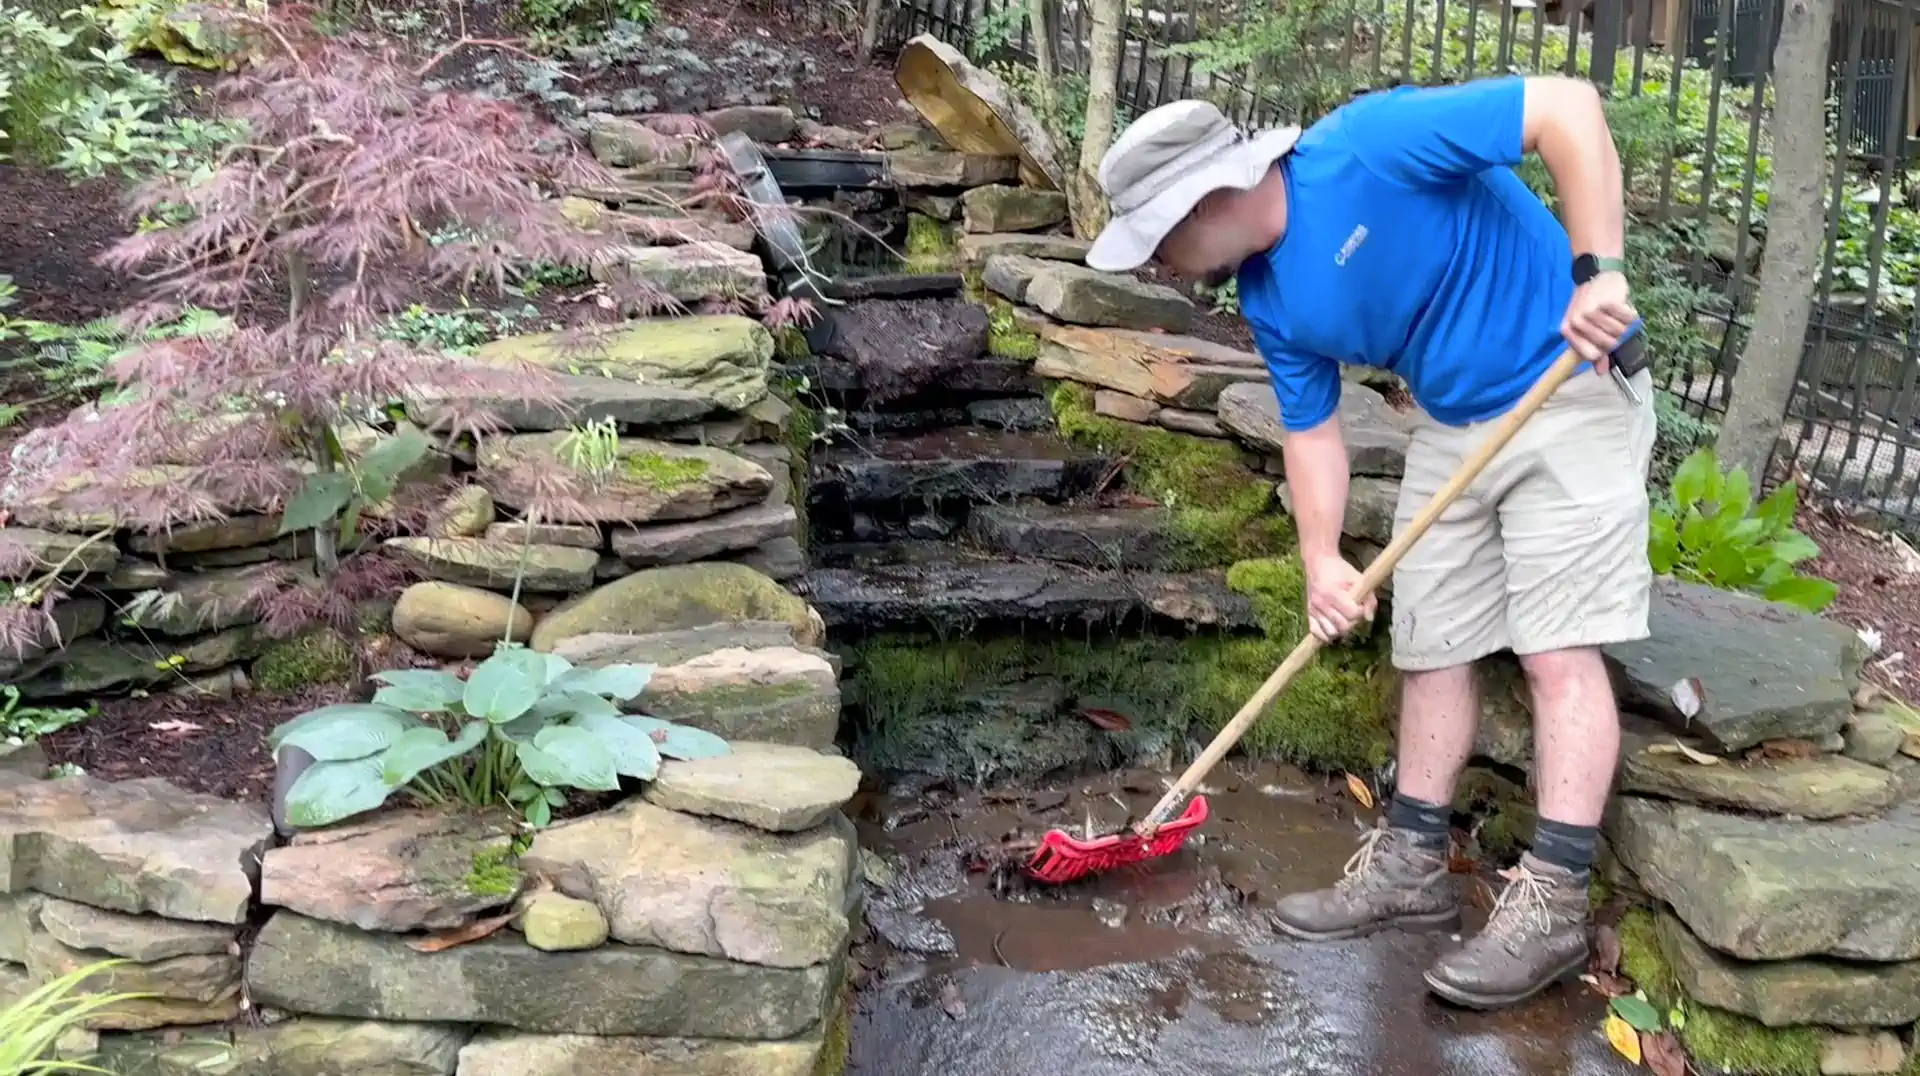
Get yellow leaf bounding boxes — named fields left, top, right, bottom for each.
left=1605, top=1014, right=1643, bottom=1065
left=1344, top=773, right=1375, bottom=810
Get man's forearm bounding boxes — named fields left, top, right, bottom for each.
left=1280, top=422, right=1350, bottom=564
left=1522, top=77, right=1625, bottom=261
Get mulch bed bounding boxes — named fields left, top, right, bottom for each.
left=38, top=684, right=353, bottom=802
left=1799, top=504, right=1920, bottom=698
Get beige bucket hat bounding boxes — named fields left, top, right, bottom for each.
left=1086, top=99, right=1301, bottom=272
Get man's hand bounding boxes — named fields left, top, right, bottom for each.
left=1304, top=554, right=1377, bottom=643
left=1561, top=272, right=1637, bottom=373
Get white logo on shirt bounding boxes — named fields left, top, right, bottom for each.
left=1335, top=224, right=1369, bottom=266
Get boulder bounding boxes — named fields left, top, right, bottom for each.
left=962, top=184, right=1068, bottom=233
left=638, top=647, right=842, bottom=750
left=483, top=522, right=603, bottom=549
left=260, top=809, right=521, bottom=932
left=528, top=563, right=824, bottom=653
left=522, top=799, right=854, bottom=967
left=1844, top=709, right=1909, bottom=765
left=234, top=1017, right=474, bottom=1076
left=980, top=253, right=1055, bottom=304
left=0, top=527, right=119, bottom=577
left=1216, top=381, right=1411, bottom=476
left=1601, top=577, right=1866, bottom=751
left=1281, top=477, right=1399, bottom=544
left=1020, top=265, right=1193, bottom=333
left=385, top=538, right=597, bottom=593
left=478, top=434, right=772, bottom=526
left=36, top=897, right=236, bottom=963
left=24, top=929, right=241, bottom=1029
left=958, top=232, right=1091, bottom=266
left=642, top=742, right=861, bottom=832
left=0, top=775, right=271, bottom=923
left=455, top=1027, right=824, bottom=1076
left=245, top=912, right=831, bottom=1038
left=592, top=242, right=768, bottom=305
left=468, top=317, right=772, bottom=414
left=392, top=582, right=534, bottom=659
left=610, top=503, right=798, bottom=568
left=1609, top=798, right=1920, bottom=961
left=518, top=892, right=609, bottom=952
left=1656, top=911, right=1920, bottom=1028
left=893, top=34, right=1065, bottom=189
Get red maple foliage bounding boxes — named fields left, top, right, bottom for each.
left=0, top=6, right=794, bottom=656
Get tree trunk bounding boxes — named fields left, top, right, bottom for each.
left=1070, top=0, right=1126, bottom=239
left=1027, top=0, right=1060, bottom=120
left=859, top=0, right=887, bottom=61
left=1718, top=0, right=1834, bottom=480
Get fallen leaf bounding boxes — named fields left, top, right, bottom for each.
left=1592, top=923, right=1622, bottom=977
left=1583, top=969, right=1633, bottom=997
left=1343, top=772, right=1375, bottom=810
left=1605, top=1014, right=1643, bottom=1064
left=405, top=911, right=516, bottom=953
left=1079, top=708, right=1133, bottom=732
left=1611, top=993, right=1664, bottom=1032
left=1643, top=739, right=1721, bottom=766
left=1642, top=1030, right=1687, bottom=1076
left=939, top=980, right=967, bottom=1020
left=1750, top=738, right=1822, bottom=762
left=148, top=720, right=204, bottom=734
left=1466, top=877, right=1497, bottom=911
left=1668, top=677, right=1704, bottom=722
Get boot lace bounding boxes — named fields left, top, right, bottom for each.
left=1484, top=863, right=1557, bottom=945
left=1334, top=827, right=1391, bottom=894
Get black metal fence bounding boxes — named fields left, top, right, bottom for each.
left=774, top=0, right=1920, bottom=531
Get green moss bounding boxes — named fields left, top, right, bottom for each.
left=904, top=212, right=957, bottom=274
left=464, top=846, right=522, bottom=898
left=1049, top=381, right=1294, bottom=568
left=621, top=450, right=710, bottom=490
left=775, top=376, right=815, bottom=546
left=1616, top=909, right=1822, bottom=1076
left=1451, top=767, right=1535, bottom=864
left=812, top=987, right=854, bottom=1076
left=252, top=628, right=355, bottom=693
left=772, top=326, right=811, bottom=362
left=986, top=298, right=1041, bottom=360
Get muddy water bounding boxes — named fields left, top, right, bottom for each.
left=847, top=761, right=1635, bottom=1076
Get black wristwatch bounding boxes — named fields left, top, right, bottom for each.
left=1572, top=253, right=1629, bottom=285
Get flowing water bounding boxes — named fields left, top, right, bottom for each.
left=845, top=761, right=1637, bottom=1076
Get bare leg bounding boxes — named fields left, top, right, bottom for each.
left=1394, top=664, right=1480, bottom=806
left=1518, top=647, right=1619, bottom=828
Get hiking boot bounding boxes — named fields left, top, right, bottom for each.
left=1271, top=824, right=1460, bottom=941
left=1423, top=854, right=1591, bottom=1010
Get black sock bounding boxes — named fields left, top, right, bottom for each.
left=1386, top=791, right=1451, bottom=849
left=1530, top=817, right=1599, bottom=877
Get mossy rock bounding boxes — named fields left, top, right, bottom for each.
left=530, top=562, right=825, bottom=653
left=252, top=628, right=357, bottom=693
left=1616, top=908, right=1822, bottom=1076
left=985, top=297, right=1040, bottom=360
left=1049, top=381, right=1294, bottom=569
left=904, top=212, right=957, bottom=274
left=813, top=986, right=854, bottom=1076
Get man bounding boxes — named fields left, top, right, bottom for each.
left=1085, top=75, right=1654, bottom=1011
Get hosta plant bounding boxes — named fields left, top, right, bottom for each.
left=270, top=643, right=731, bottom=829
left=1648, top=447, right=1839, bottom=614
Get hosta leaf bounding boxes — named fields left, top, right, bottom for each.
left=551, top=663, right=656, bottom=701
left=516, top=726, right=619, bottom=791
left=285, top=758, right=394, bottom=828
left=270, top=705, right=417, bottom=761
left=575, top=711, right=661, bottom=780
left=381, top=721, right=489, bottom=787
left=524, top=795, right=552, bottom=828
left=624, top=715, right=731, bottom=760
left=465, top=649, right=544, bottom=724
left=526, top=690, right=623, bottom=723
left=540, top=652, right=574, bottom=684
left=370, top=669, right=466, bottom=713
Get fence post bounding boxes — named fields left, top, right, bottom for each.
left=1591, top=0, right=1626, bottom=87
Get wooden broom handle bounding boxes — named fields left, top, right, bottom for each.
left=1137, top=349, right=1588, bottom=835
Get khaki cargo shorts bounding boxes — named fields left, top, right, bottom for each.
left=1388, top=368, right=1657, bottom=672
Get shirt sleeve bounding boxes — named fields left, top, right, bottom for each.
left=1349, top=76, right=1527, bottom=188
left=1248, top=317, right=1342, bottom=434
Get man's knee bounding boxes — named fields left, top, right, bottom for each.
left=1516, top=646, right=1612, bottom=696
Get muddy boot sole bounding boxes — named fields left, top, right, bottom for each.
left=1420, top=951, right=1589, bottom=1011
left=1272, top=906, right=1461, bottom=943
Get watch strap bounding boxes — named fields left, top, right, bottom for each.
left=1573, top=253, right=1629, bottom=284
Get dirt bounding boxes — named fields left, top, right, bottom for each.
left=1799, top=503, right=1920, bottom=697
left=847, top=761, right=1632, bottom=1076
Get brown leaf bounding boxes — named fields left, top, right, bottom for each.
left=1583, top=969, right=1633, bottom=998
left=1642, top=1030, right=1688, bottom=1076
left=1750, top=738, right=1822, bottom=761
left=148, top=720, right=204, bottom=734
left=1079, top=708, right=1133, bottom=732
left=1343, top=772, right=1375, bottom=810
left=1466, top=877, right=1497, bottom=911
left=405, top=911, right=516, bottom=953
left=939, top=980, right=967, bottom=1020
left=1592, top=923, right=1622, bottom=977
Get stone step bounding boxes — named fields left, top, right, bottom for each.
left=801, top=354, right=1040, bottom=402
left=794, top=549, right=1257, bottom=631
left=962, top=502, right=1186, bottom=570
left=808, top=429, right=1114, bottom=507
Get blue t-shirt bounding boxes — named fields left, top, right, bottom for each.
left=1238, top=75, right=1586, bottom=432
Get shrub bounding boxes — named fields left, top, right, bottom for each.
left=1649, top=447, right=1838, bottom=613
left=271, top=643, right=731, bottom=829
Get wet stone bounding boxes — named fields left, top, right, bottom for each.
left=260, top=809, right=521, bottom=931
left=1602, top=577, right=1867, bottom=751
left=36, top=897, right=236, bottom=963
left=246, top=912, right=833, bottom=1038
left=636, top=647, right=842, bottom=751
left=963, top=503, right=1185, bottom=570
left=967, top=397, right=1053, bottom=431
left=610, top=503, right=798, bottom=568
left=727, top=536, right=806, bottom=581
left=822, top=298, right=991, bottom=405
left=1021, top=264, right=1193, bottom=333
left=455, top=1027, right=825, bottom=1076
left=809, top=429, right=1112, bottom=507
left=643, top=742, right=861, bottom=832
left=1620, top=737, right=1898, bottom=818
left=1655, top=911, right=1920, bottom=1028
left=234, top=1017, right=474, bottom=1076
left=810, top=354, right=1038, bottom=399
left=1216, top=381, right=1411, bottom=477
left=1609, top=798, right=1920, bottom=961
